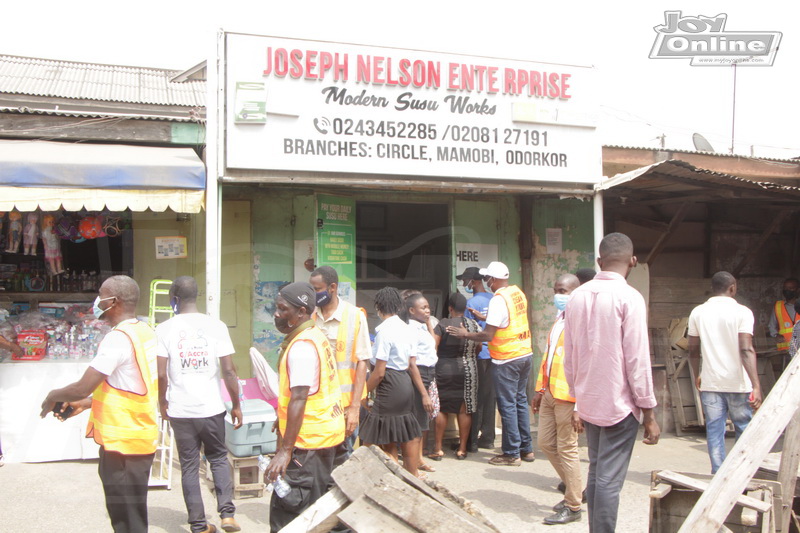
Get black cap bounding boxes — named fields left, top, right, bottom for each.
left=456, top=267, right=482, bottom=281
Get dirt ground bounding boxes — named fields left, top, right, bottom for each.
left=0, top=428, right=727, bottom=532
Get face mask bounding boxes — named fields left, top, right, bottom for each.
left=315, top=289, right=332, bottom=307
left=93, top=296, right=115, bottom=319
left=274, top=316, right=291, bottom=332
left=170, top=297, right=179, bottom=315
left=784, top=290, right=797, bottom=300
left=464, top=281, right=474, bottom=294
left=484, top=278, right=494, bottom=293
left=554, top=294, right=569, bottom=312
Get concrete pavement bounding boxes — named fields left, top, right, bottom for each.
left=0, top=431, right=719, bottom=532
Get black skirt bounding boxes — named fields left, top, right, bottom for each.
left=436, top=358, right=466, bottom=414
left=412, top=364, right=436, bottom=432
left=359, top=368, right=422, bottom=445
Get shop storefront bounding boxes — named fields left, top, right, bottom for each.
left=208, top=33, right=603, bottom=369
left=0, top=138, right=206, bottom=463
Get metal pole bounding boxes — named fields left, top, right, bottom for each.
left=204, top=30, right=224, bottom=318
left=593, top=190, right=604, bottom=268
left=730, top=63, right=737, bottom=154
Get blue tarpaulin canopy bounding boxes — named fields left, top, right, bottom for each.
left=0, top=139, right=206, bottom=212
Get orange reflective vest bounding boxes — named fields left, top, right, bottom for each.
left=535, top=318, right=575, bottom=402
left=488, top=285, right=532, bottom=360
left=278, top=325, right=345, bottom=449
left=775, top=301, right=799, bottom=351
left=323, top=303, right=367, bottom=408
left=86, top=320, right=159, bottom=455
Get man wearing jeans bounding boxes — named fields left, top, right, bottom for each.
left=564, top=233, right=660, bottom=533
left=688, top=271, right=762, bottom=474
left=447, top=261, right=534, bottom=466
left=157, top=277, right=243, bottom=533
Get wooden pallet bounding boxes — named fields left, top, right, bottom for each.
left=649, top=470, right=779, bottom=533
left=280, top=445, right=499, bottom=533
left=658, top=321, right=705, bottom=436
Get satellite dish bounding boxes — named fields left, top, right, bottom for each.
left=692, top=133, right=716, bottom=153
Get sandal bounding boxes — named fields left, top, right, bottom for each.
left=418, top=462, right=436, bottom=473
left=427, top=451, right=444, bottom=461
left=456, top=451, right=467, bottom=460
left=416, top=472, right=429, bottom=481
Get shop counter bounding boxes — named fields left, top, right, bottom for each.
left=0, top=359, right=99, bottom=463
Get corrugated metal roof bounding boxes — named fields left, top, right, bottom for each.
left=604, top=144, right=800, bottom=164
left=0, top=55, right=205, bottom=107
left=598, top=159, right=800, bottom=201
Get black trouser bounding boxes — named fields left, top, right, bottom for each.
left=468, top=358, right=496, bottom=448
left=98, top=446, right=155, bottom=533
left=269, top=443, right=348, bottom=533
left=584, top=413, right=640, bottom=533
left=171, top=412, right=235, bottom=533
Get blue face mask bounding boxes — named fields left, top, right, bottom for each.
left=93, top=296, right=115, bottom=319
left=464, top=281, right=474, bottom=294
left=315, top=289, right=332, bottom=307
left=170, top=297, right=179, bottom=315
left=553, top=294, right=569, bottom=312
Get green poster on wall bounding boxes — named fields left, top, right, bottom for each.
left=316, top=194, right=356, bottom=292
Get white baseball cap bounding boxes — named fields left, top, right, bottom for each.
left=479, top=261, right=509, bottom=280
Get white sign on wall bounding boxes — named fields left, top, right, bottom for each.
left=455, top=243, right=498, bottom=297
left=223, top=33, right=601, bottom=183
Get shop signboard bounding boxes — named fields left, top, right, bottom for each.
left=223, top=33, right=601, bottom=184
left=316, top=194, right=356, bottom=303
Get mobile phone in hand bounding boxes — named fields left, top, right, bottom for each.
left=53, top=402, right=74, bottom=420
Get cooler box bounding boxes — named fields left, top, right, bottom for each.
left=224, top=399, right=277, bottom=457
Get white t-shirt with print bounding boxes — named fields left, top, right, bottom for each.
left=156, top=313, right=235, bottom=418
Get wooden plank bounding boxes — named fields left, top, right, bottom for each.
left=669, top=318, right=690, bottom=349
left=365, top=472, right=489, bottom=533
left=645, top=201, right=693, bottom=266
left=650, top=278, right=710, bottom=304
left=656, top=470, right=771, bottom=513
left=778, top=410, right=800, bottom=533
left=678, top=353, right=800, bottom=532
left=331, top=446, right=391, bottom=501
left=662, top=329, right=688, bottom=436
left=338, top=496, right=417, bottom=533
left=741, top=490, right=760, bottom=526
left=280, top=487, right=350, bottom=533
left=650, top=483, right=673, bottom=499
left=333, top=445, right=499, bottom=532
left=732, top=210, right=793, bottom=277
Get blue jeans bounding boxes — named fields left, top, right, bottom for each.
left=700, top=391, right=753, bottom=474
left=492, top=355, right=533, bottom=457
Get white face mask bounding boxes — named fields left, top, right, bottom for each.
left=92, top=296, right=115, bottom=319
left=484, top=278, right=494, bottom=293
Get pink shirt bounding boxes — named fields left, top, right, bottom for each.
left=563, top=271, right=657, bottom=426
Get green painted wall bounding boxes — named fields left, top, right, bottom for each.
left=170, top=123, right=205, bottom=145
left=529, top=198, right=595, bottom=374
